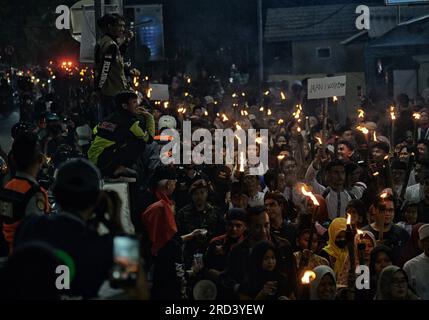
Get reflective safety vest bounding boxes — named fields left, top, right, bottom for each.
left=0, top=177, right=49, bottom=253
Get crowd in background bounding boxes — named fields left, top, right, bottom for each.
left=0, top=13, right=428, bottom=301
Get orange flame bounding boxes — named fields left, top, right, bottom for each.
left=301, top=270, right=316, bottom=284
left=413, top=112, right=421, bottom=120
left=347, top=213, right=352, bottom=225
left=356, top=125, right=369, bottom=135
left=301, top=186, right=320, bottom=206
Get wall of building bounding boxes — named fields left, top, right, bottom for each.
left=291, top=39, right=365, bottom=75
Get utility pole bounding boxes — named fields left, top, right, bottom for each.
left=258, top=0, right=264, bottom=98
left=95, top=0, right=102, bottom=40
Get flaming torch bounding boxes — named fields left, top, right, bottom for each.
left=413, top=112, right=421, bottom=144
left=300, top=270, right=316, bottom=300
left=390, top=106, right=396, bottom=147
left=356, top=229, right=366, bottom=265
left=346, top=212, right=357, bottom=296
left=239, top=151, right=246, bottom=172
left=377, top=192, right=389, bottom=241
left=301, top=186, right=320, bottom=256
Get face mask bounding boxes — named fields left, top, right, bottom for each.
left=335, top=240, right=347, bottom=249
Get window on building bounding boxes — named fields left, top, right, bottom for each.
left=316, top=47, right=331, bottom=59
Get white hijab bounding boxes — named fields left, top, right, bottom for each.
left=310, top=265, right=337, bottom=300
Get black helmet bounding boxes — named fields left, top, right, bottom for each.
left=11, top=121, right=37, bottom=139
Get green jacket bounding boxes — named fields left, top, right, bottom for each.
left=88, top=110, right=155, bottom=165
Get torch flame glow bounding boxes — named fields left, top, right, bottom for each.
left=333, top=96, right=338, bottom=102
left=264, top=90, right=270, bottom=96
left=380, top=192, right=388, bottom=199
left=413, top=112, right=421, bottom=120
left=297, top=127, right=302, bottom=133
left=239, top=152, right=246, bottom=172
left=358, top=109, right=365, bottom=118
left=163, top=102, right=169, bottom=109
left=357, top=229, right=364, bottom=236
left=301, top=186, right=320, bottom=206
left=259, top=107, right=264, bottom=112
left=277, top=154, right=285, bottom=161
left=316, top=137, right=322, bottom=145
left=373, top=172, right=380, bottom=176
left=147, top=88, right=152, bottom=99
left=221, top=114, right=229, bottom=122
left=373, top=132, right=377, bottom=141
left=281, top=92, right=286, bottom=100
left=278, top=119, right=284, bottom=125
left=232, top=93, right=238, bottom=98
left=356, top=125, right=369, bottom=135
left=255, top=137, right=263, bottom=144
left=301, top=270, right=316, bottom=284
left=267, top=109, right=272, bottom=116
left=347, top=213, right=351, bottom=225
left=390, top=106, right=396, bottom=120
left=236, top=123, right=242, bottom=130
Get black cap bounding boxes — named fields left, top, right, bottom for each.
left=189, top=179, right=208, bottom=195
left=225, top=208, right=247, bottom=223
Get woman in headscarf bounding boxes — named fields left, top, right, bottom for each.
left=142, top=185, right=204, bottom=300
left=375, top=265, right=419, bottom=300
left=239, top=241, right=294, bottom=300
left=320, top=217, right=350, bottom=287
left=309, top=265, right=337, bottom=300
left=365, top=244, right=395, bottom=299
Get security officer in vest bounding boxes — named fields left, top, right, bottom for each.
left=95, top=14, right=140, bottom=119
left=0, top=133, right=50, bottom=254
left=88, top=90, right=155, bottom=179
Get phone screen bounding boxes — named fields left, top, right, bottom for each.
left=110, top=236, right=140, bottom=288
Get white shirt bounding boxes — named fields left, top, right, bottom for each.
left=283, top=184, right=306, bottom=208
left=405, top=183, right=424, bottom=204
left=403, top=253, right=429, bottom=300
left=248, top=191, right=265, bottom=208
left=305, top=162, right=366, bottom=220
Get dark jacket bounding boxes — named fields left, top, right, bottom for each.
left=14, top=211, right=113, bottom=299
left=219, top=233, right=297, bottom=299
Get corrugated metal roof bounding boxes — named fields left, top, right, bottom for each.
left=265, top=4, right=429, bottom=42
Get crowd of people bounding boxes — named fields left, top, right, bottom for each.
left=0, top=13, right=428, bottom=301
